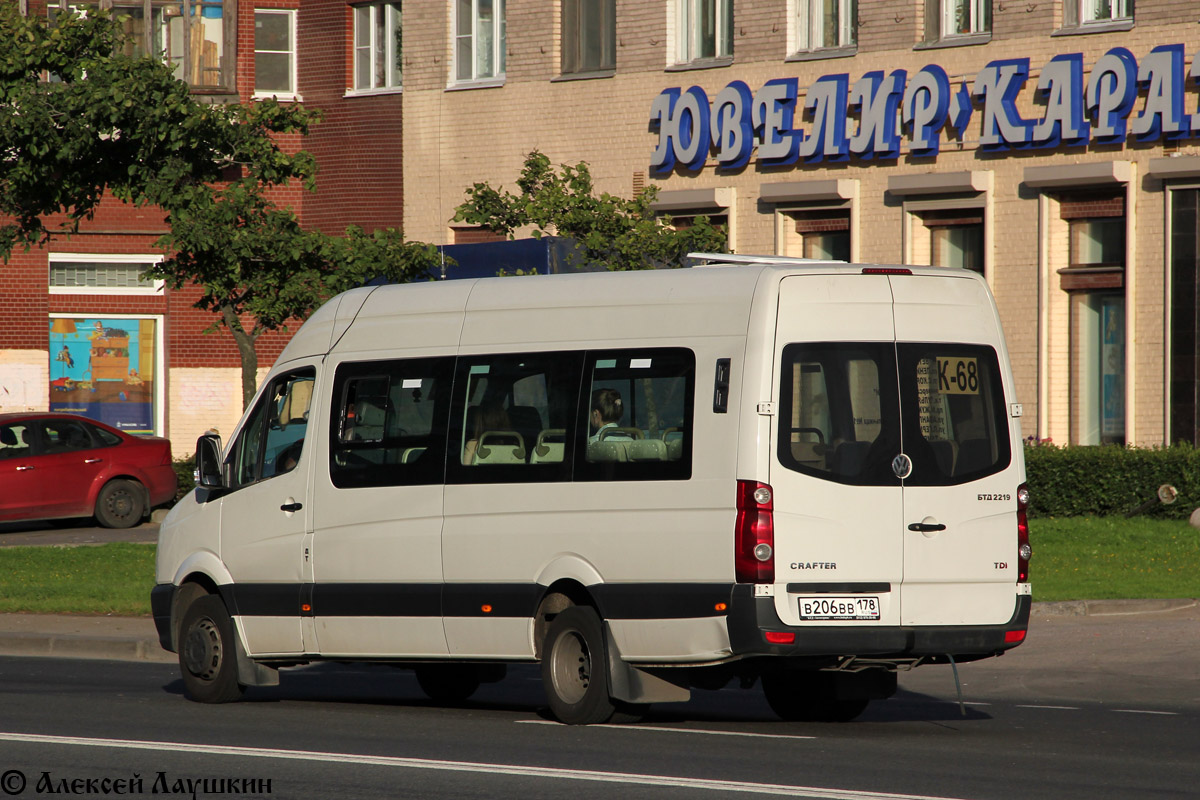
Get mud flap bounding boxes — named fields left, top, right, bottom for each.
left=604, top=623, right=690, bottom=704
left=234, top=631, right=280, bottom=688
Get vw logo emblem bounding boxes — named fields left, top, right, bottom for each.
left=891, top=453, right=913, bottom=480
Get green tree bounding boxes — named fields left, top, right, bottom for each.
left=1, top=7, right=442, bottom=409
left=150, top=182, right=440, bottom=408
left=0, top=6, right=313, bottom=253
left=453, top=151, right=727, bottom=271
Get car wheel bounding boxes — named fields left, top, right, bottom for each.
left=178, top=593, right=245, bottom=704
left=415, top=664, right=481, bottom=704
left=541, top=605, right=615, bottom=725
left=94, top=479, right=145, bottom=529
left=760, top=672, right=869, bottom=722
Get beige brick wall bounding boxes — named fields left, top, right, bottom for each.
left=167, top=367, right=271, bottom=459
left=401, top=0, right=1200, bottom=447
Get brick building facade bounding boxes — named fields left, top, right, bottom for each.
left=0, top=0, right=404, bottom=452
left=3, top=0, right=1200, bottom=454
left=402, top=0, right=1200, bottom=449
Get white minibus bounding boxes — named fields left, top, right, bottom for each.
left=153, top=255, right=1031, bottom=724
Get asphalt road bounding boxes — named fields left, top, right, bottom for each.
left=0, top=604, right=1196, bottom=800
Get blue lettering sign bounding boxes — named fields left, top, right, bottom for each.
left=975, top=58, right=1034, bottom=150
left=712, top=80, right=754, bottom=170
left=754, top=78, right=802, bottom=166
left=1087, top=48, right=1138, bottom=145
left=647, top=43, right=1200, bottom=170
left=849, top=70, right=906, bottom=160
left=1033, top=53, right=1089, bottom=148
left=799, top=74, right=850, bottom=162
left=903, top=65, right=950, bottom=157
left=1132, top=44, right=1189, bottom=141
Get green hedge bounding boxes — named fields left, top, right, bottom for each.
left=171, top=455, right=196, bottom=501
left=1024, top=444, right=1200, bottom=519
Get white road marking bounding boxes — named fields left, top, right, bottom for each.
left=517, top=719, right=816, bottom=739
left=0, top=731, right=972, bottom=800
left=1016, top=704, right=1080, bottom=711
left=1113, top=709, right=1179, bottom=716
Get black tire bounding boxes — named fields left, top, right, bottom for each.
left=178, top=593, right=245, bottom=704
left=94, top=479, right=145, bottom=529
left=761, top=672, right=869, bottom=723
left=541, top=605, right=615, bottom=725
left=415, top=664, right=481, bottom=704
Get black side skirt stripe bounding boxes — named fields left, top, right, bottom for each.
left=224, top=582, right=735, bottom=620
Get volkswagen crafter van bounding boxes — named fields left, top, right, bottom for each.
left=152, top=254, right=1031, bottom=724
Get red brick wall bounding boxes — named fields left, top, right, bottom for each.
left=298, top=0, right=404, bottom=235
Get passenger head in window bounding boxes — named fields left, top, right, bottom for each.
left=463, top=402, right=511, bottom=465
left=589, top=388, right=630, bottom=444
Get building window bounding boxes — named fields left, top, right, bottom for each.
left=561, top=0, right=615, bottom=75
left=254, top=10, right=295, bottom=97
left=792, top=0, right=856, bottom=53
left=96, top=0, right=236, bottom=91
left=353, top=2, right=402, bottom=92
left=925, top=210, right=984, bottom=274
left=675, top=0, right=732, bottom=65
left=1170, top=188, right=1200, bottom=446
left=1061, top=199, right=1126, bottom=446
left=454, top=0, right=505, bottom=84
left=922, top=0, right=990, bottom=44
left=782, top=210, right=850, bottom=261
left=49, top=255, right=164, bottom=295
left=943, top=0, right=989, bottom=36
left=1079, top=0, right=1132, bottom=24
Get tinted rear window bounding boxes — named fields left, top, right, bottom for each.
left=778, top=342, right=1010, bottom=486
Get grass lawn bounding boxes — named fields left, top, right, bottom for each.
left=1029, top=516, right=1200, bottom=602
left=0, top=518, right=1196, bottom=615
left=0, top=542, right=155, bottom=616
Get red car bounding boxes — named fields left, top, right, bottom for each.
left=0, top=412, right=177, bottom=529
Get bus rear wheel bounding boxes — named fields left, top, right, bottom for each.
left=761, top=672, right=869, bottom=723
left=541, top=605, right=615, bottom=725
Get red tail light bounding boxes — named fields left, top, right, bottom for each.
left=735, top=480, right=775, bottom=583
left=161, top=445, right=173, bottom=466
left=862, top=267, right=912, bottom=275
left=1016, top=483, right=1031, bottom=582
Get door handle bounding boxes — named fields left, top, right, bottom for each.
left=84, top=458, right=102, bottom=464
left=280, top=502, right=303, bottom=513
left=16, top=465, right=33, bottom=471
left=908, top=522, right=947, bottom=532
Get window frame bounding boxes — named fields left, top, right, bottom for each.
left=91, top=0, right=238, bottom=92
left=445, top=351, right=584, bottom=486
left=1056, top=0, right=1134, bottom=34
left=48, top=253, right=165, bottom=295
left=790, top=0, right=857, bottom=56
left=575, top=348, right=696, bottom=483
left=350, top=1, right=403, bottom=95
left=226, top=368, right=316, bottom=491
left=452, top=0, right=506, bottom=87
left=328, top=357, right=455, bottom=489
left=673, top=0, right=733, bottom=68
left=253, top=8, right=297, bottom=100
left=560, top=0, right=616, bottom=77
left=941, top=0, right=989, bottom=38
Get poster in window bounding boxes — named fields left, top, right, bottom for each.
left=48, top=317, right=157, bottom=435
left=1100, top=299, right=1124, bottom=441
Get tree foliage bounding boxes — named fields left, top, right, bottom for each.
left=0, top=6, right=314, bottom=253
left=1, top=7, right=441, bottom=409
left=453, top=151, right=727, bottom=271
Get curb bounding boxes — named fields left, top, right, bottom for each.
left=0, top=631, right=175, bottom=663
left=1032, top=598, right=1199, bottom=617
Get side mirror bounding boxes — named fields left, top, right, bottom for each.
left=194, top=433, right=225, bottom=489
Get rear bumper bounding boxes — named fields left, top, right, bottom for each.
left=726, top=584, right=1031, bottom=662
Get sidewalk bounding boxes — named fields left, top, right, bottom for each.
left=0, top=599, right=1194, bottom=665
